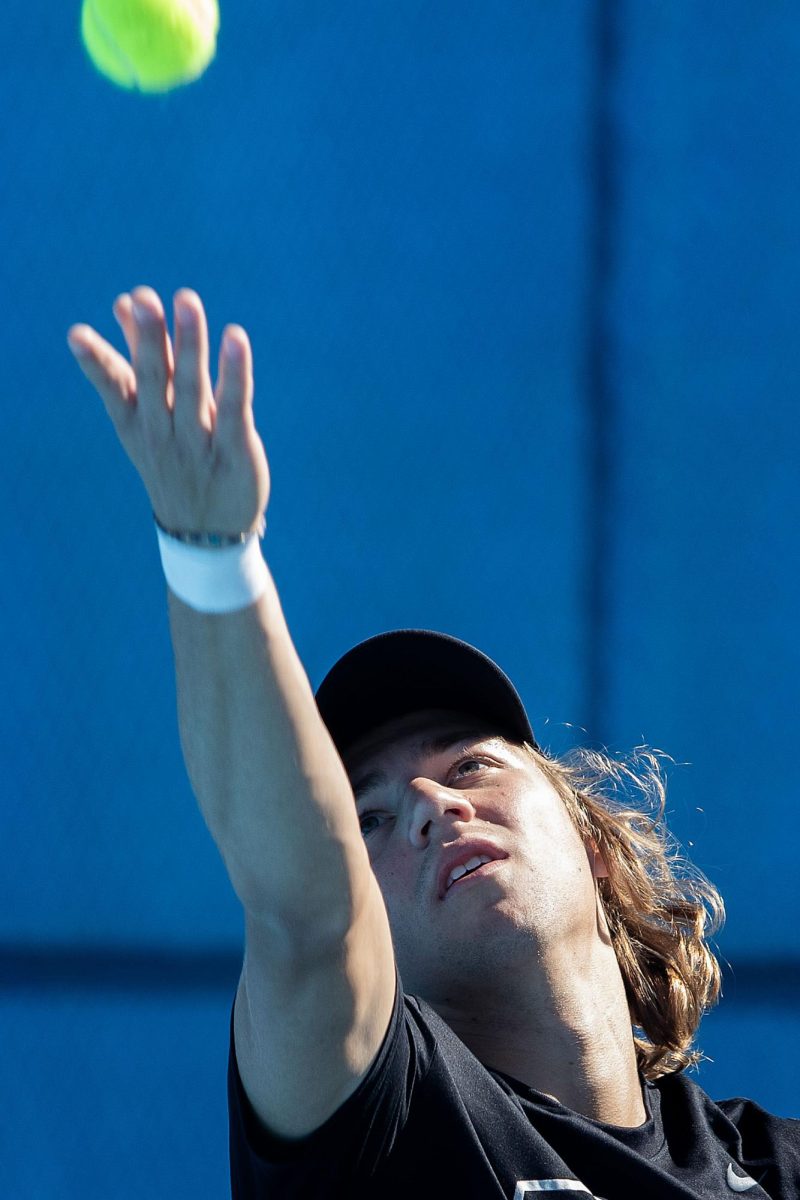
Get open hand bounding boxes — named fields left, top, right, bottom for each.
left=67, top=286, right=270, bottom=536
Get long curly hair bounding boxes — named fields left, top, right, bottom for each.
left=517, top=739, right=725, bottom=1080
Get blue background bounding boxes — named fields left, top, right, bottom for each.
left=2, top=1, right=798, bottom=1194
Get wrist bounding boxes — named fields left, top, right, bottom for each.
left=155, top=518, right=269, bottom=613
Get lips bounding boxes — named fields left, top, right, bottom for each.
left=436, top=840, right=508, bottom=901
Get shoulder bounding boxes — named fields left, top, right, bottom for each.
left=655, top=1071, right=800, bottom=1151
left=714, top=1094, right=800, bottom=1142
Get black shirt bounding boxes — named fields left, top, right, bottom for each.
left=228, top=962, right=800, bottom=1198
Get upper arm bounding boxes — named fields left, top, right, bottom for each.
left=233, top=854, right=396, bottom=1142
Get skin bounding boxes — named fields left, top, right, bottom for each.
left=343, top=706, right=648, bottom=1128
left=67, top=288, right=645, bottom=1126
left=67, top=285, right=269, bottom=537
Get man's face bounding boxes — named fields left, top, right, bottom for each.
left=342, top=707, right=606, bottom=1008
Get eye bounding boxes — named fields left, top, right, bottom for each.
left=358, top=757, right=491, bottom=836
left=359, top=811, right=381, bottom=836
left=451, top=755, right=487, bottom=780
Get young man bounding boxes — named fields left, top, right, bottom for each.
left=68, top=286, right=799, bottom=1198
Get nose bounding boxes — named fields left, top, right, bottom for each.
left=408, top=780, right=476, bottom=841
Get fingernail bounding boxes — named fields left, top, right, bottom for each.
left=225, top=335, right=243, bottom=360
left=68, top=335, right=90, bottom=357
left=132, top=300, right=150, bottom=323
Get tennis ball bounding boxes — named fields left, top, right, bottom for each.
left=80, top=0, right=220, bottom=93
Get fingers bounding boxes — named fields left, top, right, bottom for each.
left=214, top=325, right=254, bottom=448
left=112, top=292, right=138, bottom=359
left=69, top=286, right=254, bottom=459
left=67, top=322, right=138, bottom=434
left=173, top=289, right=216, bottom=440
left=129, top=285, right=175, bottom=443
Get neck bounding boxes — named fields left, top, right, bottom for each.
left=438, top=940, right=648, bottom=1128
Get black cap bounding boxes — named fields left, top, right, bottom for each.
left=314, top=629, right=538, bottom=760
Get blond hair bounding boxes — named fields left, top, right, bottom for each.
left=517, top=739, right=725, bottom=1080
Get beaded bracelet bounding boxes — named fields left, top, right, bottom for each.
left=152, top=510, right=267, bottom=547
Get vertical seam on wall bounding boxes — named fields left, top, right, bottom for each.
left=584, top=0, right=619, bottom=747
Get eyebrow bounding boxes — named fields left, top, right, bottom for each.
left=350, top=730, right=502, bottom=803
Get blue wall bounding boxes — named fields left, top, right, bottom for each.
left=2, top=2, right=797, bottom=1194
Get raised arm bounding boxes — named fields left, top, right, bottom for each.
left=67, top=286, right=367, bottom=942
left=68, top=286, right=397, bottom=1142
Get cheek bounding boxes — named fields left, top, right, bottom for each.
left=371, top=856, right=414, bottom=912
left=518, top=807, right=591, bottom=879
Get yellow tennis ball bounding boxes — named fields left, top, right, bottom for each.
left=80, top=0, right=220, bottom=93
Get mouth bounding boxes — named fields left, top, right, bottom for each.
left=438, top=851, right=508, bottom=901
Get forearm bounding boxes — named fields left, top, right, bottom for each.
left=68, top=286, right=362, bottom=933
left=166, top=562, right=362, bottom=934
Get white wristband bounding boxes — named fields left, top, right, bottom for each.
left=155, top=527, right=270, bottom=613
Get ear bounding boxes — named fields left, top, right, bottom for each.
left=587, top=837, right=609, bottom=879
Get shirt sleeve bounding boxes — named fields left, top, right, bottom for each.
left=228, top=960, right=423, bottom=1197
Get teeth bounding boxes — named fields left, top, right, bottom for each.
left=447, top=854, right=493, bottom=890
